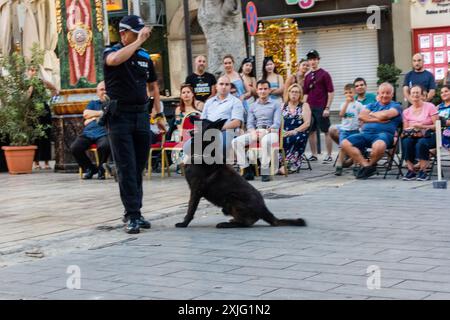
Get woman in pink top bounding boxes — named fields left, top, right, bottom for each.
left=402, top=85, right=439, bottom=181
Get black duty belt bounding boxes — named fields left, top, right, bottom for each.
left=256, top=125, right=270, bottom=129
left=117, top=102, right=149, bottom=113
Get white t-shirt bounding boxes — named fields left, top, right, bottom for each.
left=339, top=101, right=365, bottom=131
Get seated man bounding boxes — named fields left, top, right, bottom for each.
left=183, top=75, right=244, bottom=164
left=341, top=82, right=402, bottom=179
left=232, top=80, right=281, bottom=182
left=70, top=81, right=111, bottom=179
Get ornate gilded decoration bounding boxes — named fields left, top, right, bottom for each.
left=257, top=19, right=299, bottom=78
left=67, top=22, right=93, bottom=56
left=56, top=0, right=62, bottom=33
left=95, top=0, right=104, bottom=32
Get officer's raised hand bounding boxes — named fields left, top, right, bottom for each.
left=137, top=26, right=152, bottom=45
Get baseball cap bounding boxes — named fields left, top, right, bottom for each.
left=306, top=49, right=320, bottom=59
left=119, top=15, right=145, bottom=33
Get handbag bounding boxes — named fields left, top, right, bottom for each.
left=401, top=128, right=433, bottom=139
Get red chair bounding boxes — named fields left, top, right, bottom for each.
left=161, top=111, right=201, bottom=177
left=79, top=144, right=99, bottom=178
left=147, top=132, right=167, bottom=179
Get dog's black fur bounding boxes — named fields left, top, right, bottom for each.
left=175, top=118, right=307, bottom=229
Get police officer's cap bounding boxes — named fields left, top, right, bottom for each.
left=119, top=15, right=145, bottom=33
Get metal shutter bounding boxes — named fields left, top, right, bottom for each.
left=256, top=24, right=379, bottom=110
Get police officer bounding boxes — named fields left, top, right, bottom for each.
left=103, top=15, right=165, bottom=234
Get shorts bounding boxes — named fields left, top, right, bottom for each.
left=310, top=107, right=331, bottom=133
left=346, top=132, right=394, bottom=151
left=339, top=129, right=360, bottom=145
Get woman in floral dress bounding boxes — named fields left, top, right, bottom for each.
left=279, top=84, right=312, bottom=174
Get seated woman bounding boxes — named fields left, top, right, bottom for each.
left=279, top=84, right=311, bottom=174
left=402, top=85, right=439, bottom=181
left=173, top=83, right=203, bottom=140
left=171, top=84, right=202, bottom=172
left=437, top=84, right=450, bottom=151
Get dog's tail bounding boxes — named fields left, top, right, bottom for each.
left=272, top=218, right=307, bottom=227
left=261, top=209, right=306, bottom=227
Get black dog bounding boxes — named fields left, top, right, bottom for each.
left=175, top=118, right=306, bottom=228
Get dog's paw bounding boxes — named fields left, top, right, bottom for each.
left=175, top=222, right=188, bottom=228
left=216, top=222, right=229, bottom=228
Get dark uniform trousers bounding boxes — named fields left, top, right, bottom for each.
left=70, top=135, right=111, bottom=171
left=108, top=110, right=150, bottom=220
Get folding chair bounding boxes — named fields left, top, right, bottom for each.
left=374, top=126, right=404, bottom=179
left=147, top=132, right=166, bottom=179
left=353, top=126, right=403, bottom=179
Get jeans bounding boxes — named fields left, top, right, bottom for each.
left=402, top=134, right=436, bottom=162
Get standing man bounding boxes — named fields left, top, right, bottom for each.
left=403, top=53, right=436, bottom=102
left=185, top=55, right=217, bottom=102
left=103, top=15, right=165, bottom=234
left=353, top=77, right=377, bottom=106
left=303, top=49, right=335, bottom=163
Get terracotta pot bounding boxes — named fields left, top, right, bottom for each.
left=1, top=145, right=37, bottom=174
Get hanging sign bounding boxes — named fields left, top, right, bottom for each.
left=285, top=0, right=315, bottom=10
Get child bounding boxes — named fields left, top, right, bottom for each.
left=335, top=84, right=365, bottom=176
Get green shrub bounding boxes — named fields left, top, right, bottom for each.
left=0, top=45, right=49, bottom=146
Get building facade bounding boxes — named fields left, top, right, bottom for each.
left=249, top=0, right=395, bottom=110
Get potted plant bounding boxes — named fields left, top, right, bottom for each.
left=0, top=46, right=50, bottom=174
left=377, top=64, right=402, bottom=101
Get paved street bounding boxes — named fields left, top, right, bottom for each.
left=1, top=155, right=450, bottom=300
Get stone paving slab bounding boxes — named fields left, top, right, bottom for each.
left=1, top=156, right=450, bottom=300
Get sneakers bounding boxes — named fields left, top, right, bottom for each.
left=356, top=166, right=377, bottom=179
left=136, top=216, right=151, bottom=229
left=322, top=155, right=333, bottom=164
left=125, top=218, right=140, bottom=234
left=261, top=175, right=272, bottom=182
left=123, top=215, right=151, bottom=233
left=403, top=170, right=417, bottom=181
left=335, top=166, right=343, bottom=176
left=416, top=170, right=429, bottom=181
left=307, top=155, right=318, bottom=161
left=82, top=167, right=98, bottom=180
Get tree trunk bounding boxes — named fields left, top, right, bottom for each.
left=197, top=0, right=247, bottom=77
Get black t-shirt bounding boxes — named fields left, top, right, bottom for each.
left=103, top=43, right=157, bottom=105
left=185, top=72, right=217, bottom=102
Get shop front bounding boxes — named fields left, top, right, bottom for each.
left=245, top=0, right=395, bottom=110
left=410, top=0, right=450, bottom=83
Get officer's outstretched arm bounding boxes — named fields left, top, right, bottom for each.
left=106, top=27, right=151, bottom=66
